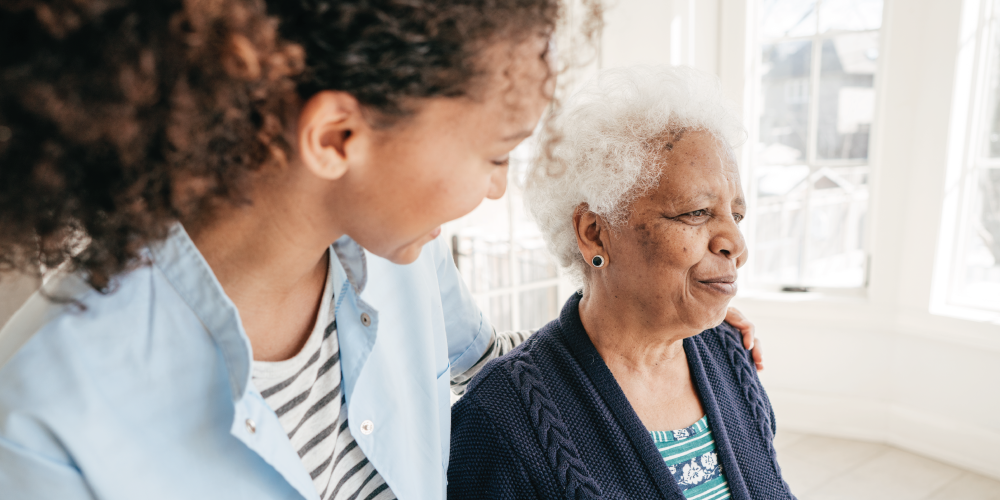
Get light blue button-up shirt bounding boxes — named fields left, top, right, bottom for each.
left=0, top=224, right=493, bottom=500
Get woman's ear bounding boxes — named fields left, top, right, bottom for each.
left=296, top=91, right=371, bottom=181
left=573, top=203, right=607, bottom=264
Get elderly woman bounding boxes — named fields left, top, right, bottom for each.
left=448, top=66, right=795, bottom=500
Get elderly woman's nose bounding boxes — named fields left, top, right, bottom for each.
left=710, top=220, right=747, bottom=261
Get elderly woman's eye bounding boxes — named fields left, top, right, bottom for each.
left=733, top=213, right=745, bottom=223
left=675, top=209, right=711, bottom=224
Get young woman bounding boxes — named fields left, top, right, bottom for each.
left=0, top=1, right=760, bottom=499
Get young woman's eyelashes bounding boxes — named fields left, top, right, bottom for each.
left=491, top=156, right=511, bottom=167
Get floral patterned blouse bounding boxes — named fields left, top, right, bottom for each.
left=650, top=416, right=732, bottom=500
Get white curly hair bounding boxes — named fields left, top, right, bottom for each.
left=524, top=65, right=746, bottom=283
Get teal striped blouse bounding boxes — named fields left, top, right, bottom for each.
left=650, top=416, right=731, bottom=500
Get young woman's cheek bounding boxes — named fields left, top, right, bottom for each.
left=433, top=176, right=488, bottom=225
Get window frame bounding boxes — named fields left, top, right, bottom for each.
left=744, top=0, right=888, bottom=294
left=719, top=0, right=1000, bottom=355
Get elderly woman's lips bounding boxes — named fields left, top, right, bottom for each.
left=697, top=278, right=737, bottom=295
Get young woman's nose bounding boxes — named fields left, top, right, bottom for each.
left=486, top=166, right=509, bottom=200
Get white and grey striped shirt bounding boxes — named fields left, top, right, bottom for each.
left=252, top=254, right=532, bottom=500
left=253, top=256, right=394, bottom=500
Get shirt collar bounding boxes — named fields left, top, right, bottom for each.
left=332, top=235, right=368, bottom=295
left=149, top=223, right=254, bottom=401
left=148, top=226, right=372, bottom=403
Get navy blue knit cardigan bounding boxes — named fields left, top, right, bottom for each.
left=448, top=293, right=797, bottom=500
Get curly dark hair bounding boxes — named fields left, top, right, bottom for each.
left=0, top=0, right=303, bottom=290
left=0, top=0, right=598, bottom=292
left=268, top=0, right=557, bottom=119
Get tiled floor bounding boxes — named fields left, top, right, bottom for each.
left=775, top=431, right=1000, bottom=500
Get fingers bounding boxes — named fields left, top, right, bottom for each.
left=725, top=307, right=755, bottom=350
left=725, top=306, right=763, bottom=371
left=752, top=337, right=764, bottom=372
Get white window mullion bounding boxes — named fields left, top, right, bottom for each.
left=800, top=26, right=825, bottom=284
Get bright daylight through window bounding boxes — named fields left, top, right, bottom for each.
left=950, top=0, right=1000, bottom=313
left=446, top=143, right=562, bottom=332
left=749, top=0, right=883, bottom=289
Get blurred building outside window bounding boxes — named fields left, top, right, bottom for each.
left=748, top=0, right=884, bottom=290
left=443, top=142, right=566, bottom=332
left=948, top=0, right=1000, bottom=313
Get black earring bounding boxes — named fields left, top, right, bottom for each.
left=592, top=255, right=605, bottom=268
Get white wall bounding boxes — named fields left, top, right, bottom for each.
left=600, top=0, right=720, bottom=74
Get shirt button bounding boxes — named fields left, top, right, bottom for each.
left=245, top=418, right=256, bottom=434
left=360, top=420, right=374, bottom=435
left=360, top=313, right=371, bottom=327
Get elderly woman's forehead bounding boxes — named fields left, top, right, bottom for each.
left=647, top=138, right=743, bottom=204
left=654, top=135, right=739, bottom=178
left=656, top=128, right=731, bottom=155
left=656, top=187, right=746, bottom=208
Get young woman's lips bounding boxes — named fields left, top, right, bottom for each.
left=697, top=277, right=737, bottom=295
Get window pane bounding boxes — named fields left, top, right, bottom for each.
left=518, top=240, right=557, bottom=284
left=955, top=169, right=1000, bottom=310
left=819, top=0, right=884, bottom=33
left=487, top=294, right=513, bottom=332
left=987, top=9, right=1000, bottom=157
left=751, top=165, right=868, bottom=287
left=759, top=0, right=817, bottom=39
left=801, top=166, right=869, bottom=286
left=752, top=165, right=810, bottom=284
left=758, top=41, right=812, bottom=166
left=817, top=33, right=879, bottom=160
left=453, top=233, right=511, bottom=293
left=508, top=174, right=557, bottom=286
left=518, top=287, right=559, bottom=330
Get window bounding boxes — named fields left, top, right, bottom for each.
left=445, top=143, right=564, bottom=331
left=948, top=0, right=1000, bottom=313
left=748, top=0, right=884, bottom=289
